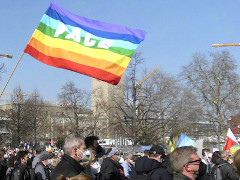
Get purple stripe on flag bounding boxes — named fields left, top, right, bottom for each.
left=49, top=1, right=146, bottom=40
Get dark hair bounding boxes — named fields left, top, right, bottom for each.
left=144, top=150, right=150, bottom=155
left=35, top=146, right=45, bottom=154
left=202, top=148, right=210, bottom=156
left=132, top=155, right=139, bottom=162
left=16, top=151, right=28, bottom=162
left=211, top=151, right=221, bottom=163
left=84, top=136, right=99, bottom=148
left=7, top=155, right=18, bottom=168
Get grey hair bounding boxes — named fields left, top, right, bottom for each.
left=63, top=134, right=84, bottom=155
left=123, top=153, right=133, bottom=160
left=220, top=151, right=229, bottom=159
left=170, top=146, right=198, bottom=173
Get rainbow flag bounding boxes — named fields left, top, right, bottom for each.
left=24, top=1, right=146, bottom=85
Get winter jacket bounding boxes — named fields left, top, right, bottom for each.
left=51, top=154, right=85, bottom=180
left=214, top=159, right=239, bottom=180
left=35, top=161, right=51, bottom=180
left=133, top=156, right=173, bottom=180
left=32, top=155, right=40, bottom=169
left=99, top=157, right=122, bottom=180
left=0, top=159, right=7, bottom=180
left=173, top=173, right=192, bottom=180
left=11, top=163, right=31, bottom=180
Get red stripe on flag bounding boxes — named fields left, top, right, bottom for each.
left=24, top=45, right=121, bottom=85
left=223, top=137, right=238, bottom=151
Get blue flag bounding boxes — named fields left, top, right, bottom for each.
left=177, top=133, right=196, bottom=147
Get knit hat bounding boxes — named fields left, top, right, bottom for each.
left=107, top=147, right=119, bottom=157
left=39, top=151, right=54, bottom=161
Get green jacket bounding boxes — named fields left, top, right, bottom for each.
left=173, top=173, right=193, bottom=180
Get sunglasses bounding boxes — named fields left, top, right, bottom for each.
left=188, top=158, right=201, bottom=164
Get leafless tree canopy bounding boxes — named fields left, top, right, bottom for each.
left=58, top=81, right=91, bottom=135
left=181, top=50, right=240, bottom=143
left=5, top=86, right=47, bottom=147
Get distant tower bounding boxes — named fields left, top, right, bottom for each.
left=91, top=78, right=124, bottom=139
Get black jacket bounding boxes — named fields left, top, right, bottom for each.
left=214, top=159, right=239, bottom=180
left=11, top=163, right=31, bottom=180
left=51, top=154, right=85, bottom=180
left=99, top=157, right=122, bottom=180
left=134, top=156, right=172, bottom=180
left=0, top=159, right=7, bottom=180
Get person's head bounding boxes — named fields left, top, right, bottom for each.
left=35, top=146, right=44, bottom=155
left=170, top=146, right=200, bottom=180
left=211, top=151, right=221, bottom=163
left=63, top=134, right=86, bottom=162
left=39, top=151, right=54, bottom=165
left=232, top=149, right=240, bottom=170
left=52, top=157, right=61, bottom=167
left=144, top=150, right=150, bottom=157
left=106, top=148, right=112, bottom=156
left=57, top=151, right=63, bottom=158
left=123, top=153, right=133, bottom=163
left=107, top=147, right=119, bottom=161
left=220, top=151, right=230, bottom=161
left=132, top=155, right=139, bottom=162
left=16, top=151, right=29, bottom=166
left=7, top=155, right=18, bottom=168
left=202, top=149, right=210, bottom=158
left=84, top=136, right=99, bottom=150
left=149, top=145, right=165, bottom=162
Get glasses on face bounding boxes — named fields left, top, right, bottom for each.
left=188, top=158, right=201, bottom=165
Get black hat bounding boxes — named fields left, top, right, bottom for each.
left=39, top=151, right=54, bottom=161
left=150, top=145, right=165, bottom=155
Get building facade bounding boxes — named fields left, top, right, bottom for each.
left=0, top=101, right=93, bottom=147
left=91, top=78, right=124, bottom=139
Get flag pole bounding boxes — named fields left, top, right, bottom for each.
left=0, top=52, right=25, bottom=99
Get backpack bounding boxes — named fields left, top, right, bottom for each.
left=6, top=167, right=22, bottom=180
left=5, top=168, right=14, bottom=180
left=7, top=166, right=36, bottom=180
left=129, top=168, right=159, bottom=180
left=208, top=163, right=228, bottom=180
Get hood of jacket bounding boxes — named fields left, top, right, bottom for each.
left=215, top=158, right=228, bottom=165
left=135, top=156, right=162, bottom=174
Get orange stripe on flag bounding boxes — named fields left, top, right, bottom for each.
left=27, top=37, right=125, bottom=77
left=25, top=44, right=121, bottom=85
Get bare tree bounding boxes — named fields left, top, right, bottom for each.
left=58, top=81, right=91, bottom=135
left=181, top=50, right=240, bottom=146
left=93, top=52, right=192, bottom=145
left=23, top=90, right=48, bottom=148
left=6, top=86, right=26, bottom=146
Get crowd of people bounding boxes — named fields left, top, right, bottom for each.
left=1, top=134, right=240, bottom=180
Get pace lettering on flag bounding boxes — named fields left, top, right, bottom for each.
left=24, top=1, right=146, bottom=85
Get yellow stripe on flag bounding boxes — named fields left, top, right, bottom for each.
left=32, top=29, right=131, bottom=68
